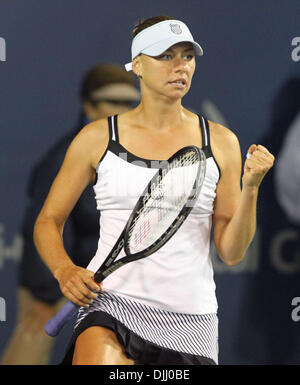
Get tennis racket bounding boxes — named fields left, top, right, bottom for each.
left=45, top=145, right=206, bottom=337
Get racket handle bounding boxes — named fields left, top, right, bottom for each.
left=94, top=270, right=105, bottom=283
left=44, top=301, right=78, bottom=337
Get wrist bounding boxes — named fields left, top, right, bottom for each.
left=242, top=184, right=259, bottom=196
left=54, top=262, right=74, bottom=281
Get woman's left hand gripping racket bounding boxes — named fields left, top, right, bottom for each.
left=44, top=145, right=206, bottom=337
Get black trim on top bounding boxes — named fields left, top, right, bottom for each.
left=202, top=116, right=211, bottom=147
left=109, top=140, right=166, bottom=168
left=197, top=114, right=213, bottom=159
left=108, top=114, right=113, bottom=141
left=108, top=113, right=213, bottom=168
left=94, top=114, right=220, bottom=174
left=198, top=114, right=208, bottom=147
left=112, top=115, right=119, bottom=142
left=110, top=139, right=213, bottom=169
left=201, top=116, right=221, bottom=179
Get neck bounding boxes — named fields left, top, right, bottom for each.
left=134, top=89, right=186, bottom=130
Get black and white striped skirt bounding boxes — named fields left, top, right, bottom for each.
left=62, top=291, right=219, bottom=365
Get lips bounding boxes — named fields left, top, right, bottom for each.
left=169, top=78, right=187, bottom=85
left=168, top=79, right=187, bottom=90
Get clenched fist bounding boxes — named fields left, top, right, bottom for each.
left=242, top=144, right=274, bottom=189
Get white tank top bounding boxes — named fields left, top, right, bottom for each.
left=87, top=114, right=220, bottom=315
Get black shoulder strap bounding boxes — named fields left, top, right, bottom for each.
left=198, top=114, right=210, bottom=147
left=198, top=114, right=222, bottom=177
left=110, top=114, right=119, bottom=142
left=198, top=114, right=212, bottom=159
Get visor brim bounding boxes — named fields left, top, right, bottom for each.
left=141, top=37, right=203, bottom=57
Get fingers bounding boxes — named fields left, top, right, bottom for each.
left=59, top=266, right=103, bottom=308
left=247, top=144, right=257, bottom=156
left=63, top=287, right=92, bottom=308
left=246, top=144, right=275, bottom=169
left=85, top=270, right=103, bottom=292
left=247, top=144, right=274, bottom=158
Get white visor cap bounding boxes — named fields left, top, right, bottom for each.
left=125, top=20, right=203, bottom=71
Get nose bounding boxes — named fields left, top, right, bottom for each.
left=173, top=55, right=187, bottom=71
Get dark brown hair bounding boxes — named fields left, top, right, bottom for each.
left=132, top=15, right=177, bottom=38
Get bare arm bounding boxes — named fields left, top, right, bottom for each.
left=212, top=124, right=274, bottom=266
left=33, top=120, right=109, bottom=306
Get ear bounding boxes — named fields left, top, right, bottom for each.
left=132, top=56, right=142, bottom=78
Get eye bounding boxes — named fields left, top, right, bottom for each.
left=158, top=54, right=172, bottom=60
left=184, top=53, right=195, bottom=60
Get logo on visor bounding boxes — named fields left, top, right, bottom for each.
left=170, top=24, right=182, bottom=35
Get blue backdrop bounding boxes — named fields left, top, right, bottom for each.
left=1, top=0, right=300, bottom=364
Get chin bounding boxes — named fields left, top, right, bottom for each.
left=169, top=90, right=188, bottom=100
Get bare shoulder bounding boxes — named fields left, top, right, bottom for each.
left=68, top=118, right=110, bottom=169
left=75, top=118, right=109, bottom=145
left=209, top=120, right=239, bottom=148
left=208, top=120, right=241, bottom=172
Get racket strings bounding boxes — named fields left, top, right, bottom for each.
left=128, top=150, right=202, bottom=253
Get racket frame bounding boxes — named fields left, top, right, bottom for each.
left=94, top=145, right=206, bottom=282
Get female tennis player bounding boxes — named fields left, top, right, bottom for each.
left=34, top=15, right=274, bottom=365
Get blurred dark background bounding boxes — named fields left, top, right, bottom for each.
left=0, top=0, right=300, bottom=364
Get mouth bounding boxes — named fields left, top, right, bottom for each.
left=168, top=79, right=187, bottom=88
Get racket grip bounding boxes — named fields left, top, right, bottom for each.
left=94, top=270, right=105, bottom=283
left=44, top=301, right=78, bottom=337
